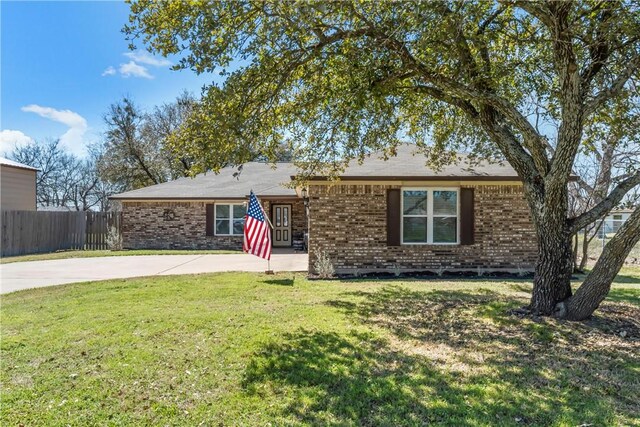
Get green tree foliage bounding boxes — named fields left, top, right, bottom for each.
left=125, top=0, right=640, bottom=320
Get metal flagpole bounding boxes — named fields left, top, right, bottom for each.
left=258, top=195, right=275, bottom=274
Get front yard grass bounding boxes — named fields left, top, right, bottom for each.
left=0, top=249, right=241, bottom=264
left=1, top=269, right=639, bottom=426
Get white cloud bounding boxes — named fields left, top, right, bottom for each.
left=124, top=51, right=172, bottom=67
left=102, top=51, right=171, bottom=79
left=102, top=66, right=116, bottom=76
left=0, top=130, right=34, bottom=154
left=21, top=105, right=88, bottom=155
left=119, top=61, right=154, bottom=79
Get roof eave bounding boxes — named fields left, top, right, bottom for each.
left=1, top=164, right=39, bottom=172
left=292, top=175, right=523, bottom=182
left=109, top=194, right=299, bottom=201
left=292, top=175, right=580, bottom=182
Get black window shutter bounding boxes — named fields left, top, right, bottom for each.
left=387, top=189, right=401, bottom=246
left=206, top=204, right=214, bottom=236
left=460, top=188, right=475, bottom=245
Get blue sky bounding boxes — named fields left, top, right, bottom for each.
left=1, top=0, right=220, bottom=157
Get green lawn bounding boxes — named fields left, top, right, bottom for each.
left=579, top=233, right=640, bottom=266
left=1, top=270, right=639, bottom=426
left=0, top=249, right=241, bottom=264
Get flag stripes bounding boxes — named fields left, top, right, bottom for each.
left=243, top=191, right=272, bottom=260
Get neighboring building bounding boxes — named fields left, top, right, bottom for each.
left=601, top=209, right=634, bottom=234
left=37, top=206, right=75, bottom=212
left=0, top=157, right=37, bottom=211
left=110, top=145, right=537, bottom=275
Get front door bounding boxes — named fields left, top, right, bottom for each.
left=272, top=204, right=292, bottom=247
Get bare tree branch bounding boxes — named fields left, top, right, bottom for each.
left=585, top=54, right=640, bottom=116
left=580, top=5, right=613, bottom=87
left=569, top=170, right=640, bottom=233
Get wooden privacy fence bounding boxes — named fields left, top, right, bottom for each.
left=85, top=211, right=122, bottom=251
left=1, top=210, right=122, bottom=257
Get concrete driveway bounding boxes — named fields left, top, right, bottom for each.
left=0, top=252, right=308, bottom=294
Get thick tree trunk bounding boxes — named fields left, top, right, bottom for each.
left=559, top=207, right=640, bottom=320
left=530, top=222, right=574, bottom=315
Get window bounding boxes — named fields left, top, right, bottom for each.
left=401, top=188, right=458, bottom=244
left=215, top=204, right=246, bottom=235
left=613, top=214, right=623, bottom=220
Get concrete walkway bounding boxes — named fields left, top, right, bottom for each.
left=0, top=252, right=308, bottom=294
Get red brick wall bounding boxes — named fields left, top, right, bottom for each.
left=307, top=184, right=538, bottom=275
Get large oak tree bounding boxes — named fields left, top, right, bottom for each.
left=125, top=0, right=640, bottom=320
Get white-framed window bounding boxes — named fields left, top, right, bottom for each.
left=214, top=203, right=246, bottom=236
left=401, top=188, right=459, bottom=244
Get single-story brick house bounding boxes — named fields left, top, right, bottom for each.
left=110, top=145, right=537, bottom=275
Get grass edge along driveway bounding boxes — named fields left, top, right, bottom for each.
left=2, top=270, right=639, bottom=426
left=0, top=249, right=241, bottom=264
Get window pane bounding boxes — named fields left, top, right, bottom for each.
left=216, top=204, right=230, bottom=219
left=283, top=207, right=289, bottom=227
left=403, top=217, right=428, bottom=243
left=275, top=207, right=281, bottom=226
left=232, top=219, right=244, bottom=235
left=403, top=191, right=428, bottom=215
left=216, top=219, right=230, bottom=235
left=233, top=205, right=246, bottom=219
left=433, top=191, right=457, bottom=216
left=433, top=217, right=457, bottom=243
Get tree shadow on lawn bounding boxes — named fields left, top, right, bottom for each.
left=572, top=270, right=640, bottom=285
left=330, top=287, right=639, bottom=424
left=243, top=330, right=467, bottom=426
left=511, top=278, right=640, bottom=304
left=607, top=273, right=640, bottom=284
left=607, top=288, right=640, bottom=304
left=243, top=286, right=639, bottom=426
left=261, top=278, right=295, bottom=286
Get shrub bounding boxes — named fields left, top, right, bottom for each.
left=313, top=251, right=335, bottom=279
left=106, top=226, right=123, bottom=251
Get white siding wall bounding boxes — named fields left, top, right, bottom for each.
left=602, top=212, right=632, bottom=234
left=0, top=165, right=36, bottom=211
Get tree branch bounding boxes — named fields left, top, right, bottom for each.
left=585, top=54, right=640, bottom=116
left=433, top=3, right=549, bottom=175
left=411, top=85, right=480, bottom=119
left=364, top=28, right=546, bottom=180
left=477, top=6, right=506, bottom=35
left=569, top=170, right=640, bottom=233
left=511, top=1, right=554, bottom=28
left=580, top=6, right=613, bottom=87
left=564, top=205, right=640, bottom=320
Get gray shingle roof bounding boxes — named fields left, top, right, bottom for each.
left=110, top=162, right=298, bottom=200
left=110, top=145, right=520, bottom=200
left=325, top=144, right=518, bottom=180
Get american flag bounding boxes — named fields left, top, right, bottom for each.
left=243, top=191, right=272, bottom=260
